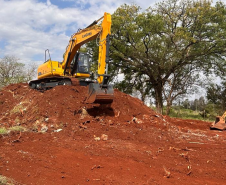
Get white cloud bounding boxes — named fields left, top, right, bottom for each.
left=62, top=0, right=157, bottom=9
left=0, top=0, right=158, bottom=65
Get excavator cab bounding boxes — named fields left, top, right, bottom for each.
left=71, top=52, right=90, bottom=76
left=70, top=51, right=114, bottom=104
left=77, top=53, right=89, bottom=73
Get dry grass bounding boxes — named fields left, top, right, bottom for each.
left=9, top=126, right=27, bottom=132
left=10, top=104, right=24, bottom=114
left=0, top=175, right=18, bottom=185
left=10, top=101, right=29, bottom=115
left=0, top=126, right=27, bottom=135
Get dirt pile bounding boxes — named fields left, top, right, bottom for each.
left=0, top=83, right=162, bottom=131
left=1, top=83, right=225, bottom=185
left=0, top=83, right=213, bottom=134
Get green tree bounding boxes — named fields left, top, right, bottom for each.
left=163, top=66, right=201, bottom=114
left=206, top=83, right=222, bottom=104
left=206, top=80, right=226, bottom=113
left=0, top=56, right=36, bottom=89
left=222, top=81, right=226, bottom=108
left=182, top=98, right=190, bottom=109
left=198, top=96, right=206, bottom=111
left=109, top=0, right=226, bottom=114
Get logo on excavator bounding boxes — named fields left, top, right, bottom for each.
left=82, top=32, right=92, bottom=38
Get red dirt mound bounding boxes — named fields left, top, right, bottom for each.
left=0, top=83, right=159, bottom=131
left=1, top=83, right=225, bottom=185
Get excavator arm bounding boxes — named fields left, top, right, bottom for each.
left=29, top=12, right=114, bottom=104
left=62, top=12, right=111, bottom=80
left=85, top=13, right=113, bottom=104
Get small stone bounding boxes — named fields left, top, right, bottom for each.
left=132, top=117, right=143, bottom=124
left=101, top=134, right=108, bottom=141
left=40, top=124, right=48, bottom=132
left=54, top=129, right=63, bottom=132
left=108, top=120, right=114, bottom=125
left=94, top=137, right=100, bottom=141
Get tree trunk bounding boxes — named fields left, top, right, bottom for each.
left=141, top=93, right=145, bottom=103
left=154, top=84, right=163, bottom=114
left=166, top=102, right=171, bottom=115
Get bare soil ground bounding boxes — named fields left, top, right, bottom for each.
left=0, top=83, right=226, bottom=185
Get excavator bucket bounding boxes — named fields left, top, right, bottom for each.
left=86, top=83, right=114, bottom=104
left=210, top=116, right=226, bottom=131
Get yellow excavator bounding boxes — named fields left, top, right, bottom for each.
left=29, top=12, right=113, bottom=104
left=210, top=111, right=226, bottom=130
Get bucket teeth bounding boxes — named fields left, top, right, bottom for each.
left=86, top=83, right=114, bottom=104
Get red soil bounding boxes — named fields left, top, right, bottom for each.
left=0, top=83, right=226, bottom=185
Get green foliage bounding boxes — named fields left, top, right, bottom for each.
left=0, top=127, right=8, bottom=135
left=206, top=80, right=226, bottom=115
left=87, top=0, right=226, bottom=114
left=0, top=56, right=37, bottom=89
left=9, top=126, right=27, bottom=132
left=86, top=40, right=99, bottom=74
left=206, top=83, right=222, bottom=104
left=112, top=1, right=226, bottom=113
left=170, top=96, right=225, bottom=121
left=0, top=126, right=27, bottom=135
left=168, top=106, right=214, bottom=121
left=205, top=102, right=224, bottom=118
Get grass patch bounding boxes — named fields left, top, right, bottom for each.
left=0, top=175, right=8, bottom=184
left=166, top=107, right=215, bottom=122
left=0, top=127, right=8, bottom=135
left=10, top=101, right=28, bottom=115
left=0, top=126, right=27, bottom=135
left=9, top=126, right=27, bottom=132
left=0, top=175, right=16, bottom=185
left=10, top=104, right=24, bottom=114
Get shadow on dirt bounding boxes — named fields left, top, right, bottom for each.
left=87, top=105, right=115, bottom=117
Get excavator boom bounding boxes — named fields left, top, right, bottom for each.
left=29, top=12, right=114, bottom=104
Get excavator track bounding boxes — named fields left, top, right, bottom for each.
left=29, top=77, right=95, bottom=90
left=29, top=77, right=114, bottom=104
left=29, top=77, right=76, bottom=91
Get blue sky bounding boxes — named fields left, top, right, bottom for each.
left=0, top=0, right=159, bottom=65
left=0, top=0, right=221, bottom=67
